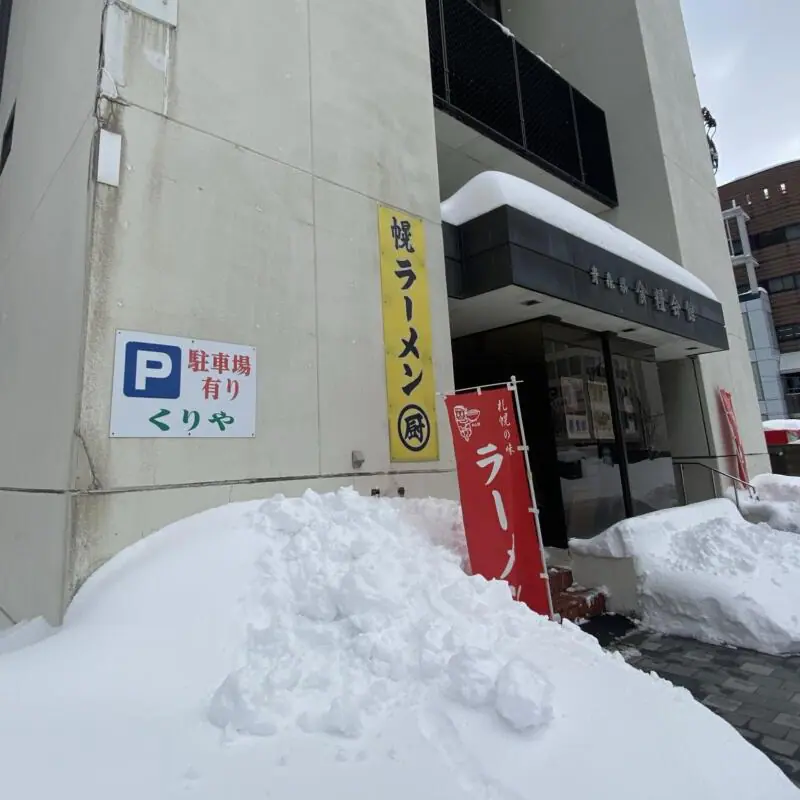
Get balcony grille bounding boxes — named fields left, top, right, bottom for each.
left=572, top=91, right=617, bottom=202
left=442, top=0, right=523, bottom=147
left=515, top=45, right=579, bottom=177
left=427, top=0, right=618, bottom=206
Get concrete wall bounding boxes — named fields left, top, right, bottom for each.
left=0, top=0, right=102, bottom=625
left=73, top=0, right=456, bottom=590
left=504, top=0, right=770, bottom=495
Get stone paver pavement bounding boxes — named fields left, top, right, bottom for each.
left=611, top=629, right=800, bottom=787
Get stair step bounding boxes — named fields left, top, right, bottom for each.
left=552, top=587, right=606, bottom=622
left=547, top=566, right=574, bottom=594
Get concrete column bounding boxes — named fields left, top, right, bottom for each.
left=71, top=0, right=456, bottom=595
left=0, top=0, right=103, bottom=625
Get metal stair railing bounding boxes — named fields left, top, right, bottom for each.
left=674, top=461, right=758, bottom=514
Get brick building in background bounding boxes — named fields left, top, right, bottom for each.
left=720, top=160, right=800, bottom=418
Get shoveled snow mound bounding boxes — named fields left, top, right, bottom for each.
left=0, top=489, right=796, bottom=799
left=736, top=473, right=800, bottom=534
left=0, top=616, right=53, bottom=656
left=571, top=498, right=800, bottom=654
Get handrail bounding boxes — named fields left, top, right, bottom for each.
left=674, top=460, right=758, bottom=514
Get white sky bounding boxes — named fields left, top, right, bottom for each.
left=681, top=0, right=800, bottom=186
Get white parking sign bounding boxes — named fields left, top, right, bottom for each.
left=110, top=330, right=257, bottom=438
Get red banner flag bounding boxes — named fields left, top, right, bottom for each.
left=444, top=387, right=552, bottom=617
left=719, top=388, right=749, bottom=484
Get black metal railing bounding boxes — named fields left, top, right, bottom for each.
left=427, top=0, right=618, bottom=206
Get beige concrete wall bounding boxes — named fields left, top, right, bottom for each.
left=0, top=0, right=102, bottom=623
left=73, top=0, right=456, bottom=589
left=504, top=0, right=769, bottom=488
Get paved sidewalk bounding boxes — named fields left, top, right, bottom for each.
left=612, top=629, right=800, bottom=787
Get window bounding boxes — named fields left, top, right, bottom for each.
left=752, top=228, right=787, bottom=249
left=0, top=102, right=12, bottom=175
left=749, top=221, right=800, bottom=251
left=763, top=187, right=770, bottom=200
left=0, top=0, right=11, bottom=104
left=785, top=374, right=800, bottom=394
left=781, top=183, right=788, bottom=195
left=777, top=325, right=800, bottom=343
left=765, top=273, right=800, bottom=295
left=468, top=0, right=502, bottom=21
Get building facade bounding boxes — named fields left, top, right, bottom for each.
left=720, top=161, right=800, bottom=417
left=0, top=0, right=769, bottom=627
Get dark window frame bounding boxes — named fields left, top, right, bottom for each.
left=749, top=220, right=800, bottom=251
left=776, top=324, right=800, bottom=343
left=763, top=273, right=800, bottom=295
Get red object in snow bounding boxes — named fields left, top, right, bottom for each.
left=444, top=387, right=552, bottom=618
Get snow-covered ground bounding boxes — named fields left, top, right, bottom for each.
left=571, top=478, right=800, bottom=655
left=0, top=488, right=796, bottom=798
left=0, top=616, right=53, bottom=656
left=736, top=473, right=800, bottom=534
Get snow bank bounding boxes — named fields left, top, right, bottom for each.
left=208, top=492, right=550, bottom=740
left=753, top=472, right=800, bottom=503
left=440, top=172, right=717, bottom=300
left=0, top=489, right=795, bottom=799
left=736, top=472, right=800, bottom=534
left=571, top=498, right=800, bottom=654
left=0, top=617, right=53, bottom=656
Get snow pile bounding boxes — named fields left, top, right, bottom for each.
left=736, top=473, right=800, bottom=534
left=209, top=491, right=550, bottom=739
left=571, top=498, right=800, bottom=654
left=440, top=172, right=717, bottom=300
left=0, top=489, right=796, bottom=799
left=0, top=616, right=53, bottom=656
left=753, top=472, right=800, bottom=503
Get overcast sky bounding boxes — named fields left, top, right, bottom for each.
left=681, top=0, right=800, bottom=186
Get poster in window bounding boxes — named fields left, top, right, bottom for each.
left=588, top=380, right=615, bottom=440
left=561, top=377, right=590, bottom=440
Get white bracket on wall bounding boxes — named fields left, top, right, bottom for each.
left=97, top=130, right=123, bottom=187
left=117, top=0, right=178, bottom=27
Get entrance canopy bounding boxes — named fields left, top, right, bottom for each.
left=442, top=172, right=728, bottom=360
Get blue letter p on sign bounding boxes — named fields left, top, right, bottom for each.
left=123, top=342, right=182, bottom=399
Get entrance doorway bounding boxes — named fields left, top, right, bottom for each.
left=452, top=319, right=678, bottom=548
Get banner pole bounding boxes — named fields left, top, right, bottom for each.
left=438, top=380, right=524, bottom=397
left=509, top=375, right=554, bottom=619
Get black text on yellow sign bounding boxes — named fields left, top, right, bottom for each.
left=378, top=205, right=439, bottom=462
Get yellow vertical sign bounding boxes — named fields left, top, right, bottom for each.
left=378, top=204, right=439, bottom=462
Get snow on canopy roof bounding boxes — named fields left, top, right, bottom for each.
left=440, top=172, right=718, bottom=302
left=764, top=419, right=800, bottom=431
